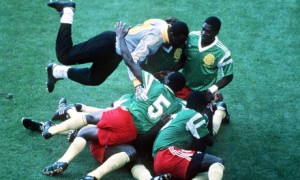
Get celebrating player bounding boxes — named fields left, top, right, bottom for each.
left=46, top=1, right=189, bottom=102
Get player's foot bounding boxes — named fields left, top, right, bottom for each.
left=42, top=120, right=55, bottom=139
left=22, top=117, right=43, bottom=132
left=75, top=103, right=83, bottom=112
left=67, top=129, right=79, bottom=143
left=51, top=98, right=73, bottom=120
left=80, top=175, right=97, bottom=180
left=151, top=173, right=171, bottom=180
left=43, top=161, right=68, bottom=176
left=215, top=101, right=230, bottom=124
left=47, top=1, right=76, bottom=14
left=46, top=63, right=62, bottom=93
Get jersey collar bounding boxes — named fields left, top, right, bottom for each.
left=198, top=36, right=218, bottom=52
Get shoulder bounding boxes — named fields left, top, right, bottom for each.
left=215, top=37, right=230, bottom=53
left=188, top=31, right=201, bottom=38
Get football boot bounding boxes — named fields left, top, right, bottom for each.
left=46, top=63, right=62, bottom=93
left=51, top=98, right=74, bottom=120
left=67, top=129, right=79, bottom=143
left=42, top=120, right=55, bottom=139
left=80, top=175, right=97, bottom=180
left=151, top=173, right=171, bottom=180
left=43, top=161, right=68, bottom=176
left=47, top=1, right=76, bottom=14
left=22, top=117, right=43, bottom=132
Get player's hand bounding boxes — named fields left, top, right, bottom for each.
left=213, top=92, right=223, bottom=102
left=115, top=21, right=130, bottom=38
left=135, top=85, right=148, bottom=101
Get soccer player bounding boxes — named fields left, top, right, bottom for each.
left=152, top=90, right=225, bottom=180
left=40, top=21, right=186, bottom=178
left=176, top=16, right=233, bottom=136
left=46, top=1, right=189, bottom=99
left=22, top=98, right=171, bottom=180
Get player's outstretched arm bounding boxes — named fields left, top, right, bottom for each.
left=115, top=21, right=142, bottom=83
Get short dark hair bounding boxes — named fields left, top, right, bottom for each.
left=204, top=16, right=221, bottom=33
left=170, top=20, right=189, bottom=37
left=165, top=17, right=179, bottom=24
left=186, top=90, right=207, bottom=112
left=166, top=71, right=186, bottom=92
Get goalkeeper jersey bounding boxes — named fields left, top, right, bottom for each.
left=125, top=71, right=182, bottom=134
left=152, top=106, right=209, bottom=157
left=115, top=19, right=170, bottom=80
left=182, top=31, right=233, bottom=91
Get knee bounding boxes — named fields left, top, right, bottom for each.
left=56, top=55, right=74, bottom=65
left=85, top=114, right=100, bottom=124
left=77, top=126, right=98, bottom=142
left=217, top=157, right=225, bottom=165
left=89, top=76, right=107, bottom=86
left=123, top=146, right=137, bottom=162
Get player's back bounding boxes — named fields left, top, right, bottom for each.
left=127, top=71, right=182, bottom=134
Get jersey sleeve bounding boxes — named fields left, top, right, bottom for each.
left=217, top=47, right=233, bottom=77
left=131, top=30, right=164, bottom=64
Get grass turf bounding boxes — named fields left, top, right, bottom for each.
left=0, top=0, right=299, bottom=179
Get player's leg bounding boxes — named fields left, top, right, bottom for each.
left=22, top=117, right=71, bottom=135
left=42, top=111, right=103, bottom=139
left=83, top=144, right=136, bottom=179
left=212, top=101, right=230, bottom=136
left=46, top=1, right=76, bottom=93
left=43, top=126, right=98, bottom=176
left=186, top=152, right=224, bottom=180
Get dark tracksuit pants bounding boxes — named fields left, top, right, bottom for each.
left=55, top=23, right=122, bottom=86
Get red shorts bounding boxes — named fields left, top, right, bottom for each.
left=97, top=106, right=137, bottom=146
left=175, top=86, right=192, bottom=100
left=90, top=142, right=106, bottom=163
left=153, top=146, right=195, bottom=179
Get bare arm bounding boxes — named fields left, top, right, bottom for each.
left=115, top=21, right=143, bottom=83
left=215, top=74, right=233, bottom=90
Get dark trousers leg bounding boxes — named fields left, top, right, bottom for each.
left=56, top=23, right=75, bottom=65
left=55, top=26, right=122, bottom=85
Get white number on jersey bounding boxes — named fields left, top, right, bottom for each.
left=148, top=94, right=171, bottom=119
left=186, top=113, right=206, bottom=139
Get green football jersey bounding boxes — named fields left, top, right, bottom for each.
left=126, top=71, right=182, bottom=134
left=112, top=94, right=134, bottom=107
left=182, top=31, right=233, bottom=91
left=152, top=106, right=209, bottom=157
left=140, top=45, right=185, bottom=74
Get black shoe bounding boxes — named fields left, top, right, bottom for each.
left=22, top=117, right=43, bottom=132
left=46, top=63, right=62, bottom=93
left=43, top=161, right=68, bottom=176
left=80, top=175, right=97, bottom=180
left=47, top=1, right=76, bottom=13
left=67, top=129, right=79, bottom=143
left=151, top=173, right=171, bottom=180
left=51, top=98, right=74, bottom=120
left=42, top=120, right=55, bottom=139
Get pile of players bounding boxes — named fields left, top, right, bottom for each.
left=22, top=1, right=234, bottom=180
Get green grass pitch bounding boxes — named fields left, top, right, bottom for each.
left=0, top=0, right=299, bottom=179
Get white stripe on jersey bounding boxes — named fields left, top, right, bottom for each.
left=168, top=146, right=193, bottom=161
left=143, top=71, right=155, bottom=94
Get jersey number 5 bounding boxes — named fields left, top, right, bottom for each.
left=148, top=94, right=171, bottom=119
